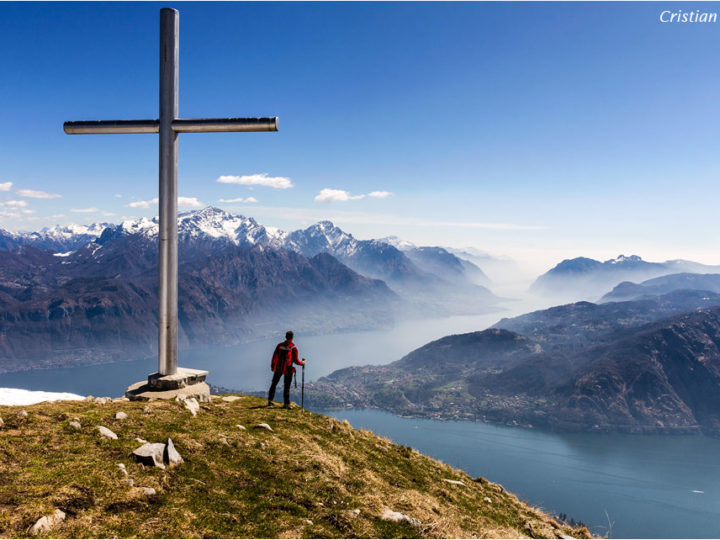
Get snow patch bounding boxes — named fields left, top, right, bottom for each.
left=0, top=388, right=84, bottom=406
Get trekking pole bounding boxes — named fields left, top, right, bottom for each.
left=301, top=358, right=306, bottom=410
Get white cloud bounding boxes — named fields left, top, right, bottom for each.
left=314, top=189, right=365, bottom=203
left=314, top=188, right=394, bottom=203
left=21, top=209, right=34, bottom=215
left=0, top=182, right=13, bottom=191
left=217, top=173, right=293, bottom=189
left=178, top=197, right=204, bottom=208
left=71, top=208, right=99, bottom=213
left=0, top=200, right=28, bottom=209
left=114, top=194, right=123, bottom=199
left=128, top=198, right=158, bottom=209
left=16, top=189, right=61, bottom=199
left=127, top=196, right=204, bottom=209
left=101, top=211, right=116, bottom=217
left=219, top=197, right=258, bottom=204
left=368, top=191, right=392, bottom=198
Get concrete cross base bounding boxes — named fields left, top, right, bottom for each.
left=125, top=367, right=211, bottom=402
left=147, top=367, right=209, bottom=390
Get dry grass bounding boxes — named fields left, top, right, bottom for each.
left=0, top=395, right=592, bottom=539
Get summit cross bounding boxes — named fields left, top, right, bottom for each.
left=64, top=8, right=278, bottom=382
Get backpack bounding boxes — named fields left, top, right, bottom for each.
left=273, top=343, right=296, bottom=373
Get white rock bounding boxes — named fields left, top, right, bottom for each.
left=122, top=477, right=134, bottom=487
left=304, top=519, right=313, bottom=525
left=236, top=424, right=246, bottom=430
left=94, top=397, right=109, bottom=405
left=0, top=416, right=4, bottom=427
left=381, top=509, right=421, bottom=527
left=222, top=395, right=241, bottom=402
left=18, top=410, right=28, bottom=418
left=135, top=437, right=148, bottom=444
left=180, top=397, right=199, bottom=417
left=142, top=406, right=151, bottom=414
left=165, top=437, right=184, bottom=467
left=68, top=421, right=82, bottom=430
left=115, top=411, right=128, bottom=420
left=132, top=442, right=166, bottom=469
left=117, top=463, right=128, bottom=476
left=254, top=423, right=273, bottom=432
left=97, top=425, right=118, bottom=440
left=484, top=496, right=492, bottom=504
left=139, top=486, right=156, bottom=496
left=29, top=509, right=66, bottom=534
left=443, top=479, right=466, bottom=487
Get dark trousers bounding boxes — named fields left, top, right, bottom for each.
left=268, top=370, right=293, bottom=405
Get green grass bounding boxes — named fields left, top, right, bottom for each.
left=0, top=395, right=591, bottom=539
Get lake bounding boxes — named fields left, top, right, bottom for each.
left=3, top=308, right=718, bottom=538
left=319, top=409, right=720, bottom=539
left=0, top=313, right=504, bottom=397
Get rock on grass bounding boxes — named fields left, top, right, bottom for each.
left=132, top=442, right=166, bottom=469
left=382, top=508, right=421, bottom=527
left=165, top=438, right=184, bottom=467
left=29, top=509, right=65, bottom=534
left=97, top=426, right=118, bottom=440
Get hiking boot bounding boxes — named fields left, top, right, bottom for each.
left=282, top=404, right=291, bottom=409
left=267, top=401, right=274, bottom=407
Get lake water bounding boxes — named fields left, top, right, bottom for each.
left=3, top=308, right=718, bottom=538
left=0, top=313, right=504, bottom=397
left=319, top=409, right=720, bottom=539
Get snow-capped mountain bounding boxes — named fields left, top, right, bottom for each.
left=0, top=223, right=111, bottom=252
left=0, top=207, right=500, bottom=309
left=377, top=235, right=417, bottom=251
left=97, top=207, right=285, bottom=248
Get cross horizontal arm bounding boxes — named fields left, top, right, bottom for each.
left=63, top=117, right=278, bottom=134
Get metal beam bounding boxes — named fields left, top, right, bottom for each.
left=158, top=7, right=179, bottom=377
left=64, top=117, right=278, bottom=135
left=63, top=120, right=159, bottom=134
left=172, top=117, right=278, bottom=132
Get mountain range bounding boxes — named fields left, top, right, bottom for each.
left=600, top=273, right=720, bottom=302
left=0, top=207, right=500, bottom=373
left=530, top=254, right=720, bottom=301
left=305, top=288, right=720, bottom=434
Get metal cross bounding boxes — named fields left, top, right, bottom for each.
left=64, top=8, right=278, bottom=378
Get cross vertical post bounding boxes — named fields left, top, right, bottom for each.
left=158, top=8, right=179, bottom=376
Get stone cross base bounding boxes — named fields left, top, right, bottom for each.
left=125, top=367, right=211, bottom=402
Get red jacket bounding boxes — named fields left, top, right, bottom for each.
left=271, top=340, right=304, bottom=375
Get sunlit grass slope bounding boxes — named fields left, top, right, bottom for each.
left=0, top=395, right=591, bottom=539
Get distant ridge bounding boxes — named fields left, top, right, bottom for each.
left=531, top=254, right=720, bottom=301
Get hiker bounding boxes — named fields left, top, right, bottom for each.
left=268, top=331, right=305, bottom=408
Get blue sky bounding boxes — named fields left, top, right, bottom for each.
left=1, top=2, right=719, bottom=271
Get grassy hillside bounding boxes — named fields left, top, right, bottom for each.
left=0, top=395, right=590, bottom=538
